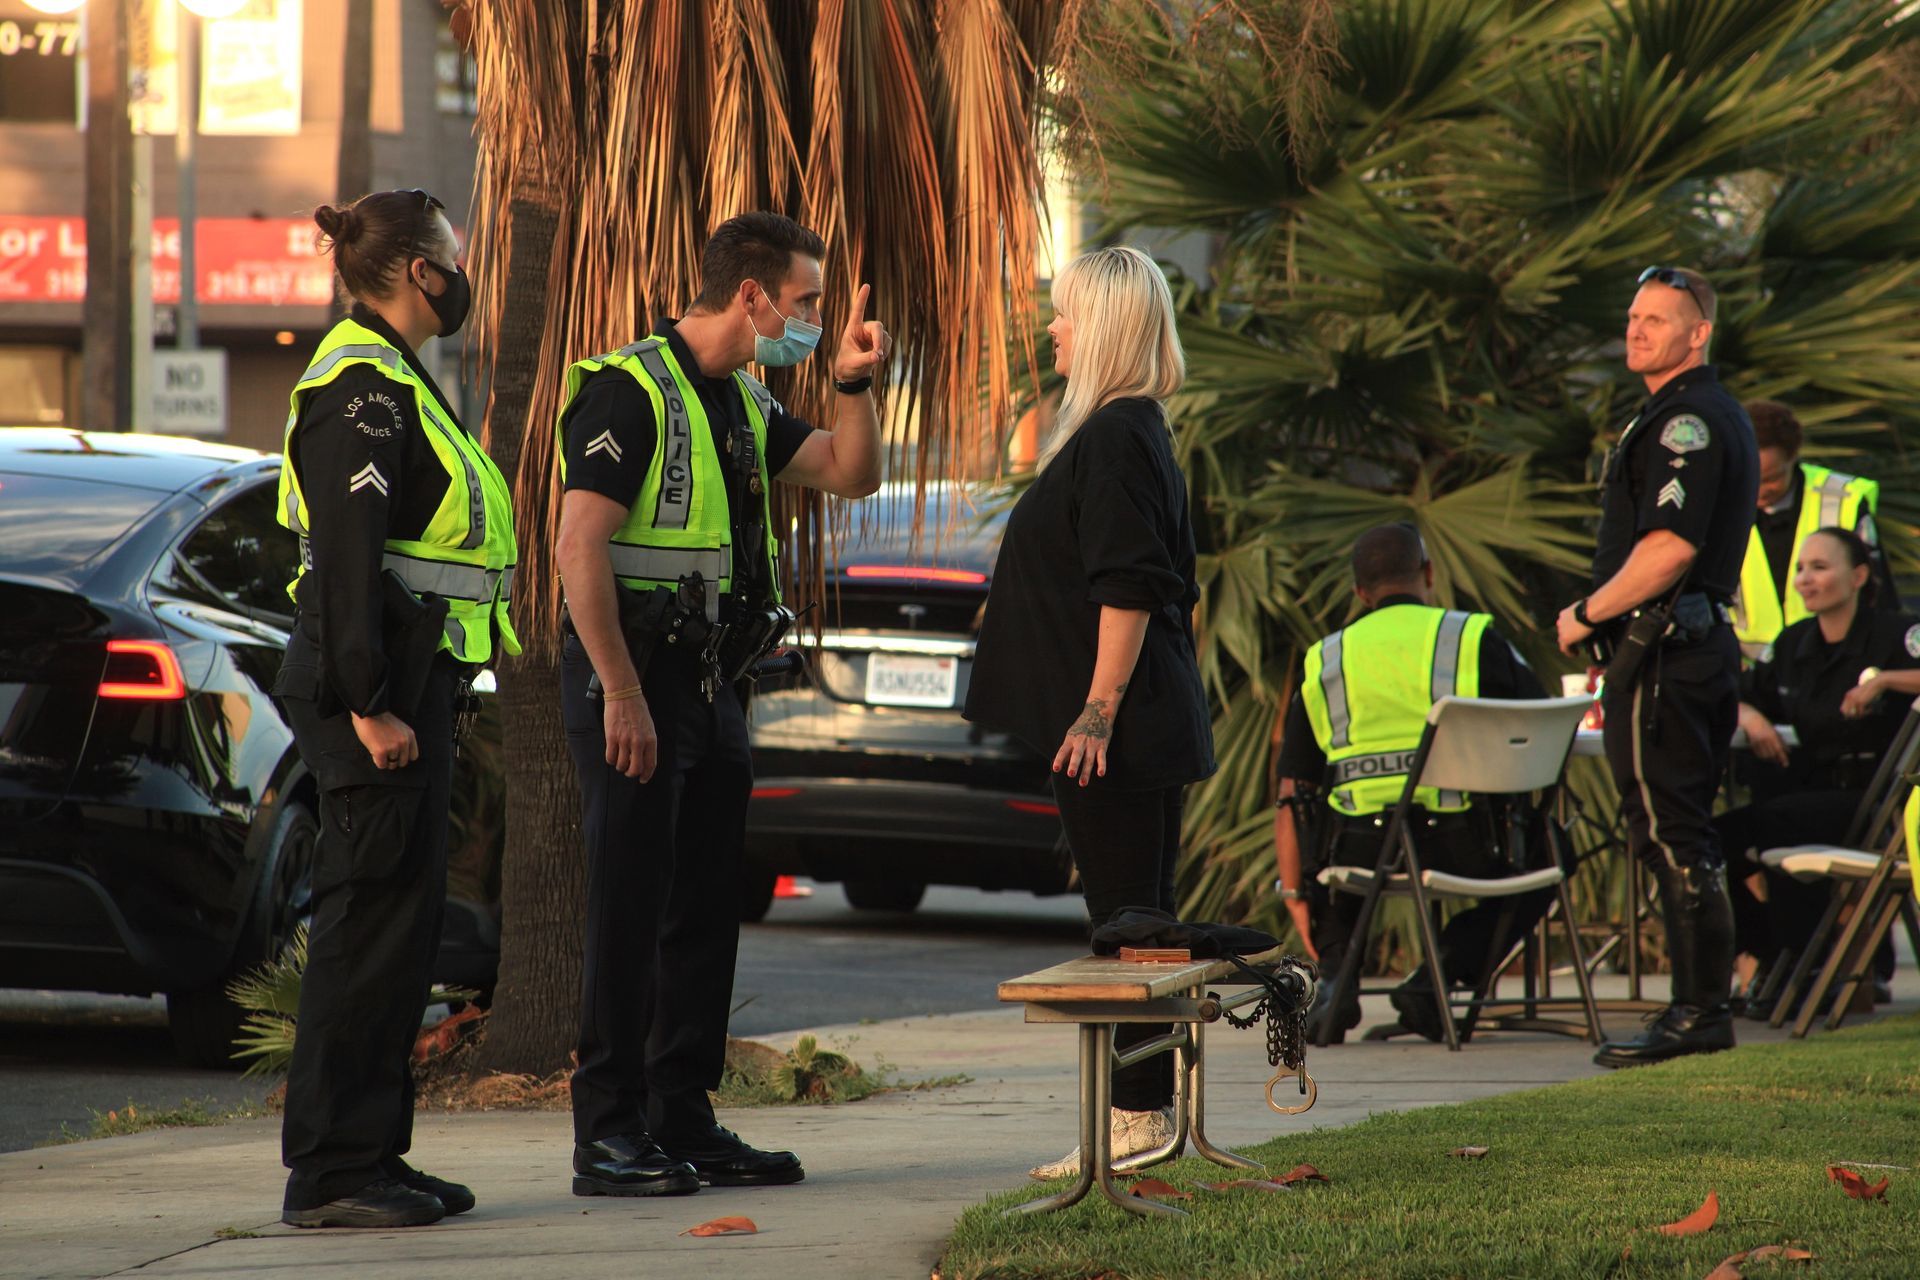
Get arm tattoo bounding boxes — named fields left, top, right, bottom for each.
left=1071, top=698, right=1114, bottom=741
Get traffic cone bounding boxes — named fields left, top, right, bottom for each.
left=773, top=875, right=813, bottom=899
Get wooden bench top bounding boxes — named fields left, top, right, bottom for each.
left=998, top=949, right=1285, bottom=1004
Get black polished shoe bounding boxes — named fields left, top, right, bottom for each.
left=1593, top=1003, right=1734, bottom=1069
left=282, top=1177, right=446, bottom=1229
left=387, top=1161, right=475, bottom=1215
left=657, top=1123, right=805, bottom=1187
left=572, top=1134, right=702, bottom=1198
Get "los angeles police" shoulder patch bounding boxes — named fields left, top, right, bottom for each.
left=1905, top=625, right=1920, bottom=659
left=1659, top=415, right=1710, bottom=453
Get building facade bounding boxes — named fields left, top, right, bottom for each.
left=0, top=0, right=479, bottom=451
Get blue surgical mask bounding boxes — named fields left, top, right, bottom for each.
left=750, top=296, right=823, bottom=367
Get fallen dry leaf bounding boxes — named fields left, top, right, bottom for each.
left=1198, top=1179, right=1293, bottom=1193
left=1128, top=1178, right=1192, bottom=1202
left=1450, top=1146, right=1490, bottom=1159
left=1655, top=1189, right=1719, bottom=1237
left=1826, top=1165, right=1891, bottom=1201
left=1272, top=1163, right=1331, bottom=1185
left=1744, top=1245, right=1815, bottom=1262
left=681, top=1215, right=757, bottom=1237
left=1706, top=1243, right=1817, bottom=1277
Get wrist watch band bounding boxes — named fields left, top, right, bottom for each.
left=1573, top=598, right=1594, bottom=627
left=1274, top=880, right=1304, bottom=901
left=833, top=375, right=873, bottom=395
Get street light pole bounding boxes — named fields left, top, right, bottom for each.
left=174, top=4, right=197, bottom=349
left=81, top=0, right=134, bottom=430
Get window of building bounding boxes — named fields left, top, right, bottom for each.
left=435, top=22, right=476, bottom=117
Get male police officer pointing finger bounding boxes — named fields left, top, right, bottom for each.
left=1556, top=266, right=1757, bottom=1068
left=553, top=212, right=886, bottom=1198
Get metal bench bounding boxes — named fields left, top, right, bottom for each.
left=997, top=948, right=1312, bottom=1218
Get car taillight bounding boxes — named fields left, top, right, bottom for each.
left=98, top=640, right=188, bottom=700
left=1005, top=799, right=1059, bottom=816
left=752, top=786, right=802, bottom=799
left=845, top=565, right=987, bottom=585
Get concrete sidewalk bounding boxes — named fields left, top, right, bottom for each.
left=6, top=981, right=1910, bottom=1280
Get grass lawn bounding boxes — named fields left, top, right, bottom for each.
left=939, top=1013, right=1920, bottom=1279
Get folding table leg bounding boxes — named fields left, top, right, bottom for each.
left=1186, top=1020, right=1261, bottom=1172
left=1088, top=1024, right=1184, bottom=1218
left=1006, top=1023, right=1101, bottom=1216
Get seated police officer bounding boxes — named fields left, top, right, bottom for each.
left=554, top=212, right=886, bottom=1197
left=1274, top=523, right=1550, bottom=1042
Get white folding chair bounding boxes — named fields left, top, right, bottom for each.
left=1312, top=695, right=1605, bottom=1051
left=1754, top=696, right=1920, bottom=1032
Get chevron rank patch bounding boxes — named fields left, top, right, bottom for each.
left=1656, top=478, right=1686, bottom=509
left=348, top=461, right=389, bottom=497
left=1906, top=625, right=1920, bottom=659
left=1659, top=415, right=1710, bottom=453
left=582, top=429, right=624, bottom=463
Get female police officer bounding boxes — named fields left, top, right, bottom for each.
left=272, top=189, right=518, bottom=1228
left=1717, top=526, right=1919, bottom=1011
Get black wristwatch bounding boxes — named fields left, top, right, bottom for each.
left=833, top=375, right=873, bottom=395
left=1573, top=598, right=1595, bottom=627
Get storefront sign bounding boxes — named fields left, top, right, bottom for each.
left=0, top=215, right=332, bottom=307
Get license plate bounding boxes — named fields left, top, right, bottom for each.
left=864, top=653, right=958, bottom=708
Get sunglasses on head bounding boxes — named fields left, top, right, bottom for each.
left=396, top=188, right=454, bottom=265
left=1637, top=266, right=1705, bottom=318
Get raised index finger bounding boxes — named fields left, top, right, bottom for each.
left=848, top=282, right=870, bottom=328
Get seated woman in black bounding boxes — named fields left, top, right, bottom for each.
left=1717, top=526, right=1920, bottom=1009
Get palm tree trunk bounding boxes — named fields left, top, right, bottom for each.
left=471, top=192, right=584, bottom=1076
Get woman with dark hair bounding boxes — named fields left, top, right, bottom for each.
left=1717, top=526, right=1920, bottom=1012
left=272, top=189, right=518, bottom=1228
left=965, top=245, right=1214, bottom=1179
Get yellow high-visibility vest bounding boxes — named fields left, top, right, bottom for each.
left=1300, top=604, right=1488, bottom=816
left=554, top=336, right=780, bottom=618
left=277, top=317, right=521, bottom=664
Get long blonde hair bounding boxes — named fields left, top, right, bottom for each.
left=1037, top=245, right=1186, bottom=471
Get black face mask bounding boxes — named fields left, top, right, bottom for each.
left=416, top=257, right=471, bottom=338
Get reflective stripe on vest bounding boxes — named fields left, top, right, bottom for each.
left=1301, top=605, right=1487, bottom=816
left=626, top=341, right=697, bottom=532
left=1734, top=463, right=1879, bottom=647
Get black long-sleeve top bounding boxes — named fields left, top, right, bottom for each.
left=1742, top=603, right=1920, bottom=792
left=288, top=305, right=465, bottom=717
left=964, top=396, right=1216, bottom=790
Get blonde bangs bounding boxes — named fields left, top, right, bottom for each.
left=1039, top=246, right=1185, bottom=470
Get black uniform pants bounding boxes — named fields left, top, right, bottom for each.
left=1601, top=628, right=1740, bottom=873
left=1049, top=776, right=1183, bottom=1113
left=562, top=634, right=753, bottom=1146
left=280, top=658, right=458, bottom=1211
left=1307, top=808, right=1555, bottom=989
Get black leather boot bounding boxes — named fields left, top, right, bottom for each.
left=1594, top=864, right=1736, bottom=1069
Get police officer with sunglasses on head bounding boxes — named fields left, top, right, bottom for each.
left=1556, top=266, right=1757, bottom=1068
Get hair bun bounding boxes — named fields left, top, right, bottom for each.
left=314, top=204, right=363, bottom=244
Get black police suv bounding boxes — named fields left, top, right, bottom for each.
left=0, top=430, right=502, bottom=1067
left=743, top=485, right=1071, bottom=919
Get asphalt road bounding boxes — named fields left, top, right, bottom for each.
left=0, top=884, right=1087, bottom=1154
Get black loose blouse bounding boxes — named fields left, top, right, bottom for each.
left=964, top=396, right=1216, bottom=791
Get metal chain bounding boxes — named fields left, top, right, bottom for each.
left=1215, top=955, right=1312, bottom=1072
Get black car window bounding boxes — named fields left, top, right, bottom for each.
left=0, top=472, right=169, bottom=575
left=175, top=482, right=299, bottom=619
